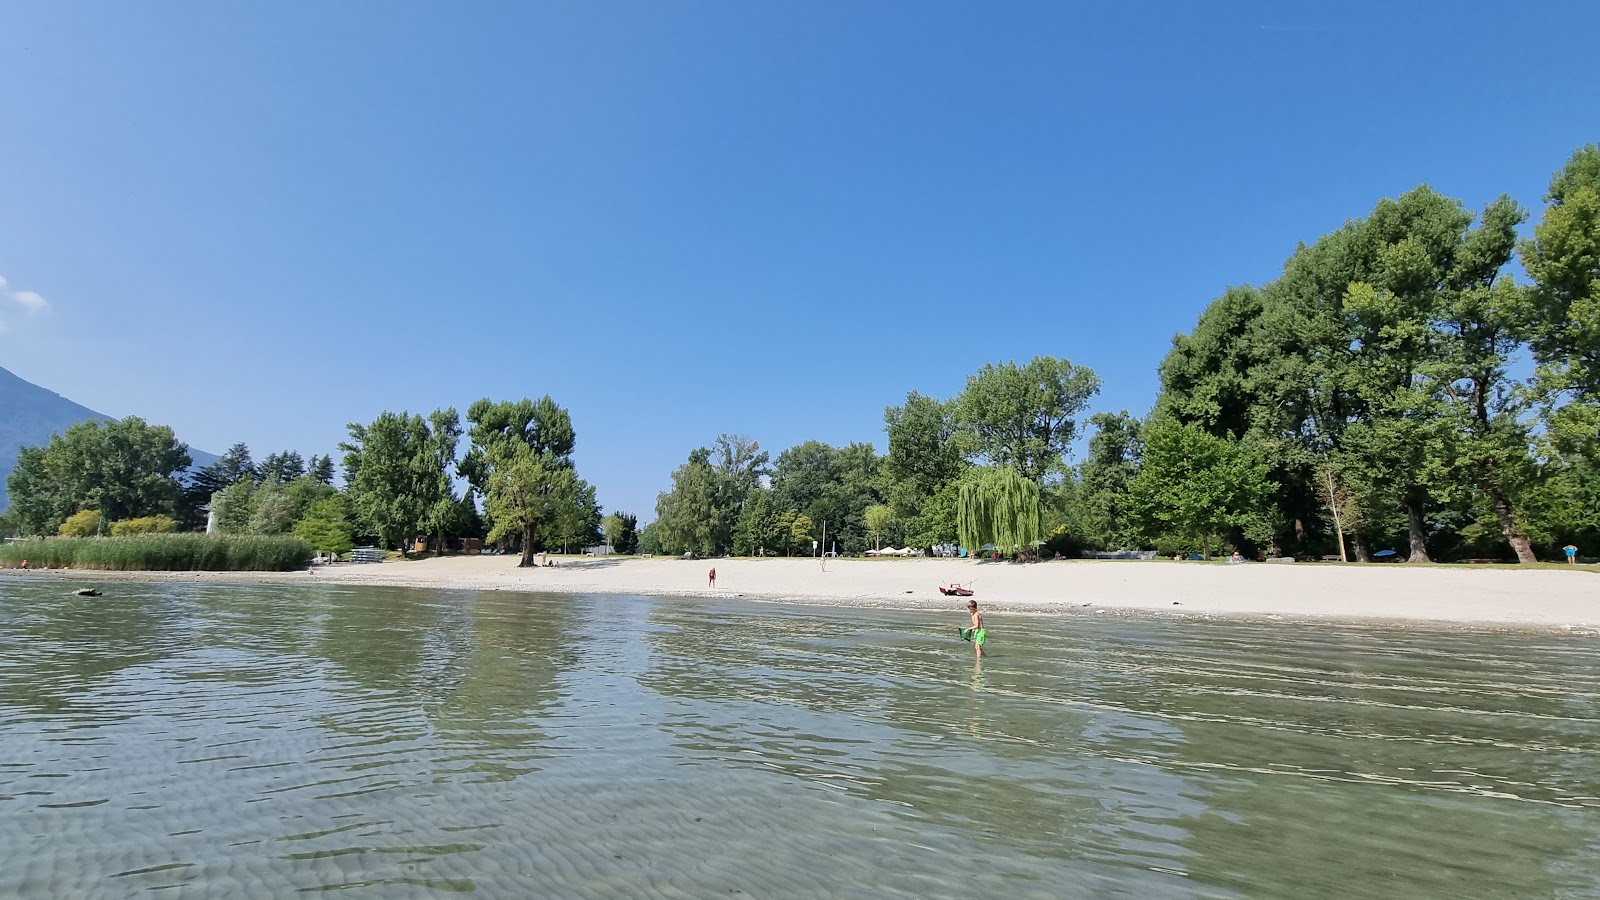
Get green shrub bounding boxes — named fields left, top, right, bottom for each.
left=110, top=515, right=178, bottom=536
left=0, top=534, right=313, bottom=571
left=59, top=509, right=103, bottom=537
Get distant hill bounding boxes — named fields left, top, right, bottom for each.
left=0, top=365, right=216, bottom=510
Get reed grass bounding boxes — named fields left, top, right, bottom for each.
left=0, top=534, right=314, bottom=572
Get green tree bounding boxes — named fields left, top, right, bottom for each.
left=7, top=417, right=192, bottom=535
left=864, top=504, right=893, bottom=550
left=1126, top=420, right=1275, bottom=558
left=733, top=488, right=778, bottom=556
left=1078, top=411, right=1143, bottom=550
left=293, top=495, right=356, bottom=555
left=483, top=442, right=577, bottom=565
left=341, top=411, right=433, bottom=555
left=881, top=392, right=968, bottom=538
left=1518, top=145, right=1600, bottom=457
left=208, top=479, right=256, bottom=534
left=309, top=454, right=337, bottom=485
left=421, top=408, right=464, bottom=555
left=258, top=451, right=307, bottom=485
left=59, top=509, right=103, bottom=537
left=953, top=356, right=1101, bottom=485
left=956, top=467, right=1041, bottom=558
left=770, top=440, right=882, bottom=553
left=603, top=512, right=639, bottom=554
left=247, top=483, right=298, bottom=535
left=464, top=397, right=578, bottom=563
left=655, top=452, right=719, bottom=556
left=789, top=513, right=815, bottom=556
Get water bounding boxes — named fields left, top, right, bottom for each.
left=1, top=577, right=1597, bottom=898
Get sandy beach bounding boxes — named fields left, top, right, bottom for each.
left=19, top=555, right=1594, bottom=631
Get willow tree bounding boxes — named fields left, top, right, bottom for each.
left=956, top=467, right=1040, bottom=557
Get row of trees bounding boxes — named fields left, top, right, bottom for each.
left=648, top=355, right=1102, bottom=558
left=648, top=146, right=1599, bottom=563
left=3, top=397, right=633, bottom=568
left=1120, top=146, right=1599, bottom=562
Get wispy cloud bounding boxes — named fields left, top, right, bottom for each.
left=0, top=272, right=51, bottom=333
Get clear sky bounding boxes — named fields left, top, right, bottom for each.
left=2, top=0, right=1596, bottom=520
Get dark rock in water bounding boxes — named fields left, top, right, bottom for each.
left=73, top=588, right=102, bottom=597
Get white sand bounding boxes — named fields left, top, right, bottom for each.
left=266, top=555, right=1600, bottom=630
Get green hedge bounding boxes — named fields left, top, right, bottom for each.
left=0, top=534, right=314, bottom=572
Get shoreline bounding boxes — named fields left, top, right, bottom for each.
left=5, top=556, right=1597, bottom=634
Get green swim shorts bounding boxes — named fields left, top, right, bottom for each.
left=959, top=628, right=987, bottom=645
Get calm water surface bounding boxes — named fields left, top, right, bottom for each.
left=1, top=577, right=1597, bottom=897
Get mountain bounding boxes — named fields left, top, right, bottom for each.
left=0, top=365, right=217, bottom=510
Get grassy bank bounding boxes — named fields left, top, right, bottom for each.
left=0, top=534, right=314, bottom=572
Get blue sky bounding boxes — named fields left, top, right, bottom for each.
left=2, top=1, right=1596, bottom=520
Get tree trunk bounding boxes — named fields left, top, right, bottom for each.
left=519, top=523, right=537, bottom=567
left=1405, top=500, right=1431, bottom=563
left=1483, top=480, right=1538, bottom=563
left=1293, top=517, right=1308, bottom=546
left=1354, top=534, right=1372, bottom=563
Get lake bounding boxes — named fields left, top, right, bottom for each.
left=1, top=577, right=1596, bottom=897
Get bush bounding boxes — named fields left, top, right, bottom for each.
left=0, top=534, right=313, bottom=571
left=59, top=509, right=103, bottom=537
left=110, top=515, right=178, bottom=536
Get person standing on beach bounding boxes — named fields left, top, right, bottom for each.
left=1565, top=544, right=1579, bottom=565
left=959, top=599, right=987, bottom=658
left=708, top=567, right=717, bottom=588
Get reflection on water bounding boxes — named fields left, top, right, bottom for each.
left=0, top=577, right=1596, bottom=897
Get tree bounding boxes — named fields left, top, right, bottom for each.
left=6, top=447, right=62, bottom=536
left=309, top=454, right=337, bottom=485
left=789, top=513, right=815, bottom=556
left=1518, top=145, right=1600, bottom=457
left=655, top=453, right=719, bottom=557
left=341, top=412, right=433, bottom=555
left=246, top=483, right=298, bottom=535
left=956, top=467, right=1040, bottom=558
left=881, top=392, right=969, bottom=548
left=483, top=442, right=577, bottom=565
left=1078, top=412, right=1143, bottom=550
left=464, top=397, right=579, bottom=564
left=733, top=488, right=778, bottom=556
left=1315, top=458, right=1362, bottom=562
left=6, top=417, right=192, bottom=535
left=953, top=356, right=1101, bottom=485
left=208, top=479, right=256, bottom=534
left=864, top=504, right=893, bottom=550
left=293, top=495, right=355, bottom=555
left=1126, top=420, right=1275, bottom=558
left=258, top=451, right=307, bottom=485
left=603, top=512, right=639, bottom=554
left=59, top=509, right=103, bottom=537
left=190, top=443, right=258, bottom=499
left=770, top=440, right=882, bottom=553
left=420, top=408, right=464, bottom=555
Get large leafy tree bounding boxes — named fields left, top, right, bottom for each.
left=603, top=511, right=639, bottom=554
left=1126, top=420, right=1275, bottom=558
left=1519, top=145, right=1600, bottom=457
left=465, top=397, right=580, bottom=565
left=881, top=392, right=968, bottom=547
left=953, top=356, right=1101, bottom=485
left=1077, top=411, right=1143, bottom=550
left=340, top=411, right=438, bottom=555
left=956, top=466, right=1041, bottom=558
left=6, top=417, right=192, bottom=535
left=769, top=440, right=882, bottom=553
left=655, top=451, right=719, bottom=557
left=483, top=443, right=577, bottom=564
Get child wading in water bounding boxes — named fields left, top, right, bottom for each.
left=959, top=599, right=987, bottom=658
